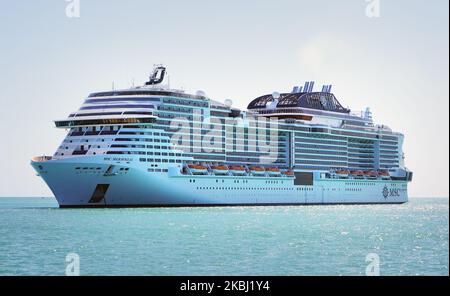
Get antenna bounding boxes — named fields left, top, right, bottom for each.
left=112, top=81, right=115, bottom=91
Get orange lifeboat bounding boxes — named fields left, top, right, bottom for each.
left=187, top=164, right=208, bottom=175
left=365, top=170, right=378, bottom=179
left=249, top=166, right=266, bottom=176
left=229, top=165, right=247, bottom=176
left=283, top=169, right=295, bottom=177
left=335, top=169, right=350, bottom=178
left=211, top=165, right=229, bottom=175
left=266, top=167, right=281, bottom=176
left=350, top=170, right=365, bottom=179
left=378, top=170, right=390, bottom=180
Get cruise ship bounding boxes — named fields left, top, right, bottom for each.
left=31, top=66, right=413, bottom=207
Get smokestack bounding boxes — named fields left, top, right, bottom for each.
left=309, top=81, right=315, bottom=92
left=298, top=86, right=303, bottom=92
left=304, top=82, right=310, bottom=93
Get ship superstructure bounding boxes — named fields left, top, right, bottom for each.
left=31, top=66, right=412, bottom=207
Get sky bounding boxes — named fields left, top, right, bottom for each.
left=0, top=0, right=448, bottom=198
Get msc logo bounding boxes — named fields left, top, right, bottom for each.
left=382, top=186, right=389, bottom=199
left=383, top=185, right=400, bottom=199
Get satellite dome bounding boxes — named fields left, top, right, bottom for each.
left=196, top=90, right=206, bottom=97
left=224, top=99, right=233, bottom=107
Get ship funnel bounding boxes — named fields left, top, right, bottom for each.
left=298, top=86, right=303, bottom=92
left=309, top=81, right=315, bottom=92
left=304, top=81, right=309, bottom=93
left=327, top=85, right=332, bottom=93
left=292, top=86, right=299, bottom=93
left=146, top=65, right=166, bottom=85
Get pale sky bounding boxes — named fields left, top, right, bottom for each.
left=0, top=0, right=448, bottom=197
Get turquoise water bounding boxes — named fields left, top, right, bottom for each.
left=0, top=197, right=448, bottom=275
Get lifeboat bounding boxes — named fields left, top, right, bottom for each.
left=211, top=165, right=229, bottom=175
left=378, top=170, right=391, bottom=180
left=249, top=166, right=266, bottom=176
left=187, top=164, right=208, bottom=175
left=335, top=169, right=350, bottom=179
left=365, top=170, right=378, bottom=179
left=266, top=167, right=281, bottom=176
left=283, top=169, right=295, bottom=177
left=350, top=170, right=365, bottom=179
left=229, top=165, right=247, bottom=176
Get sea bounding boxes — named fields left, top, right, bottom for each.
left=0, top=197, right=448, bottom=276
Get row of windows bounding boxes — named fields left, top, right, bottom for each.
left=80, top=104, right=155, bottom=110
left=56, top=117, right=155, bottom=128
left=109, top=150, right=182, bottom=157
left=295, top=149, right=348, bottom=156
left=295, top=138, right=347, bottom=146
left=195, top=187, right=314, bottom=191
left=225, top=156, right=281, bottom=163
left=380, top=144, right=398, bottom=149
left=295, top=154, right=348, bottom=161
left=295, top=143, right=348, bottom=151
left=381, top=135, right=398, bottom=141
left=348, top=158, right=375, bottom=163
left=140, top=158, right=182, bottom=163
left=296, top=160, right=347, bottom=166
left=114, top=138, right=170, bottom=143
left=296, top=132, right=344, bottom=141
left=185, top=154, right=226, bottom=161
left=106, top=151, right=146, bottom=155
left=69, top=112, right=122, bottom=118
left=210, top=111, right=230, bottom=117
left=345, top=182, right=376, bottom=186
left=227, top=152, right=287, bottom=158
left=162, top=97, right=209, bottom=107
left=110, top=145, right=175, bottom=152
left=347, top=149, right=373, bottom=154
left=147, top=168, right=169, bottom=172
left=348, top=161, right=374, bottom=165
left=380, top=150, right=398, bottom=155
left=379, top=155, right=399, bottom=159
left=195, top=179, right=287, bottom=184
left=158, top=105, right=194, bottom=113
left=380, top=140, right=398, bottom=145
left=84, top=97, right=161, bottom=103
